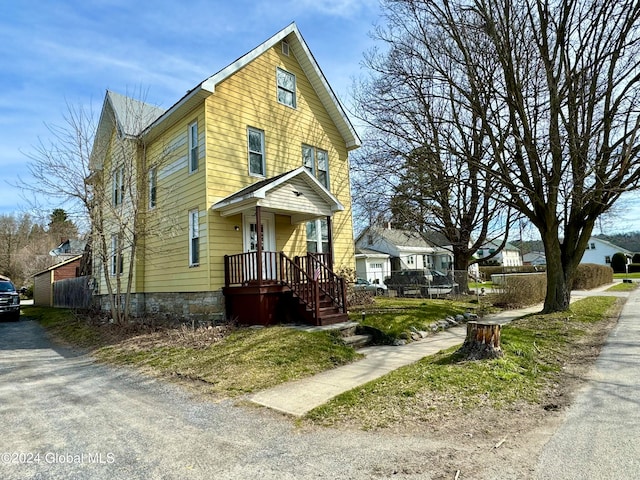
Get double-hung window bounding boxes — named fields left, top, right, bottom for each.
left=189, top=121, right=199, bottom=173
left=303, top=145, right=331, bottom=253
left=302, top=145, right=329, bottom=188
left=148, top=167, right=157, bottom=209
left=112, top=166, right=124, bottom=206
left=248, top=127, right=265, bottom=176
left=189, top=209, right=200, bottom=266
left=110, top=234, right=123, bottom=276
left=277, top=68, right=296, bottom=108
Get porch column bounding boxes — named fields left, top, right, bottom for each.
left=256, top=205, right=263, bottom=286
left=326, top=215, right=334, bottom=270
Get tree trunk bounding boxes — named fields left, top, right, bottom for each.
left=541, top=230, right=571, bottom=313
left=453, top=250, right=470, bottom=294
left=456, top=321, right=503, bottom=360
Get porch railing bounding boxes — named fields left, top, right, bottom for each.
left=294, top=253, right=346, bottom=313
left=224, top=251, right=347, bottom=322
left=224, top=251, right=280, bottom=286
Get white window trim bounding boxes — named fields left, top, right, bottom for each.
left=302, top=145, right=329, bottom=189
left=276, top=67, right=296, bottom=109
left=247, top=127, right=266, bottom=177
left=148, top=167, right=157, bottom=209
left=110, top=234, right=122, bottom=276
left=112, top=165, right=124, bottom=206
left=189, top=209, right=200, bottom=267
left=188, top=121, right=199, bottom=173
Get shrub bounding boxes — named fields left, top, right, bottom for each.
left=572, top=263, right=613, bottom=289
left=493, top=274, right=546, bottom=308
left=629, top=264, right=640, bottom=273
left=633, top=253, right=640, bottom=264
left=610, top=252, right=627, bottom=273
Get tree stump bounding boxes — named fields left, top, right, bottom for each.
left=456, top=321, right=503, bottom=360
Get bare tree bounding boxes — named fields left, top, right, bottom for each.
left=422, top=0, right=640, bottom=312
left=352, top=0, right=513, bottom=292
left=366, top=0, right=640, bottom=312
left=23, top=91, right=169, bottom=323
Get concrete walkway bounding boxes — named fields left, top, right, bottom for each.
left=250, top=284, right=622, bottom=416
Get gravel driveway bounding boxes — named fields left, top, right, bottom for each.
left=0, top=319, right=444, bottom=480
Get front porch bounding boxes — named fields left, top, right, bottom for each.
left=223, top=251, right=348, bottom=326
left=213, top=168, right=352, bottom=327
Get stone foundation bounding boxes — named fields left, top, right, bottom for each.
left=97, top=290, right=226, bottom=326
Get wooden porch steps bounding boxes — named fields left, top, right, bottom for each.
left=297, top=293, right=349, bottom=326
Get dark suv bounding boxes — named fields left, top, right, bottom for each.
left=0, top=278, right=20, bottom=321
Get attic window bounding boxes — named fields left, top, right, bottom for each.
left=282, top=40, right=290, bottom=56
left=277, top=68, right=296, bottom=108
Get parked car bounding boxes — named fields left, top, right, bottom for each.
left=353, top=278, right=387, bottom=296
left=0, top=277, right=20, bottom=321
left=384, top=269, right=458, bottom=296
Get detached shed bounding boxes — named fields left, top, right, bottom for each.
left=33, top=255, right=82, bottom=307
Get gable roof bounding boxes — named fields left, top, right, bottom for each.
left=91, top=90, right=165, bottom=168
left=142, top=22, right=360, bottom=149
left=33, top=255, right=83, bottom=278
left=590, top=237, right=633, bottom=255
left=357, top=226, right=451, bottom=249
left=212, top=167, right=344, bottom=223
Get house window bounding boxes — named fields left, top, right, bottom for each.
left=277, top=68, right=296, bottom=108
left=302, top=145, right=329, bottom=188
left=189, top=121, right=199, bottom=173
left=112, top=166, right=124, bottom=206
left=605, top=256, right=611, bottom=264
left=306, top=219, right=329, bottom=253
left=370, top=263, right=383, bottom=269
left=189, top=209, right=199, bottom=266
left=248, top=127, right=265, bottom=176
left=408, top=256, right=415, bottom=265
left=148, top=167, right=157, bottom=209
left=110, top=234, right=123, bottom=276
left=281, top=40, right=290, bottom=56
left=590, top=242, right=596, bottom=249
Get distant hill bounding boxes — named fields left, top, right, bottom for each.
left=513, top=233, right=640, bottom=254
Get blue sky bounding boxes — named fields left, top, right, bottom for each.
left=1, top=0, right=639, bottom=235
left=0, top=0, right=381, bottom=219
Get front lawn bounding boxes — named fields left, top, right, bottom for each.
left=23, top=306, right=362, bottom=397
left=308, top=296, right=620, bottom=430
left=349, top=296, right=479, bottom=340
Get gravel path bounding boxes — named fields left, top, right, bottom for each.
left=0, top=319, right=444, bottom=480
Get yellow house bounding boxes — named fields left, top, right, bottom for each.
left=90, top=23, right=360, bottom=326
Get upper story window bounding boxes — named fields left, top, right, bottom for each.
left=302, top=145, right=329, bottom=188
left=112, top=165, right=124, bottom=206
left=189, top=121, right=199, bottom=173
left=148, top=167, right=157, bottom=209
left=248, top=127, right=265, bottom=176
left=277, top=68, right=296, bottom=108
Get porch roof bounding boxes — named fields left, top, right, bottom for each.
left=211, top=167, right=344, bottom=223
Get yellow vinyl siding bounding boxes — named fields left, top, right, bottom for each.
left=205, top=42, right=355, bottom=287
left=140, top=106, right=211, bottom=293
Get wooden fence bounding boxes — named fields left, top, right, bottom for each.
left=53, top=275, right=93, bottom=309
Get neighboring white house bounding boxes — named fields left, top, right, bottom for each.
left=355, top=226, right=454, bottom=276
left=355, top=248, right=391, bottom=285
left=522, top=251, right=546, bottom=266
left=581, top=237, right=633, bottom=266
left=476, top=239, right=523, bottom=267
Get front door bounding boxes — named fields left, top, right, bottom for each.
left=243, top=212, right=276, bottom=280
